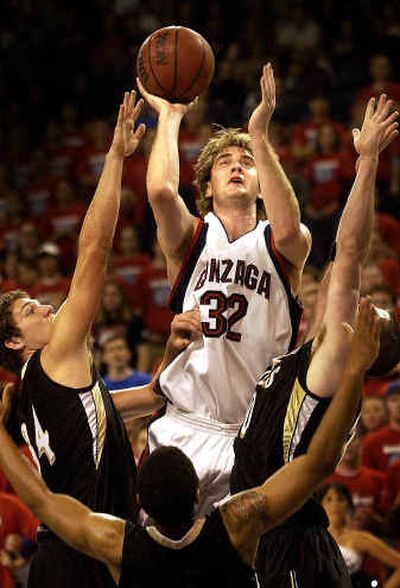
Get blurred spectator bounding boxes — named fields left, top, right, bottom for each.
left=381, top=459, right=400, bottom=513
left=319, top=483, right=400, bottom=586
left=76, top=119, right=110, bottom=187
left=292, top=95, right=346, bottom=166
left=46, top=179, right=85, bottom=243
left=17, top=223, right=41, bottom=264
left=24, top=150, right=55, bottom=219
left=101, top=335, right=150, bottom=391
left=326, top=429, right=385, bottom=531
left=304, top=125, right=347, bottom=213
left=122, top=129, right=155, bottom=228
left=360, top=396, right=388, bottom=435
left=15, top=260, right=38, bottom=297
left=274, top=5, right=320, bottom=53
left=357, top=54, right=400, bottom=105
left=31, top=242, right=70, bottom=308
left=112, top=225, right=151, bottom=310
left=363, top=386, right=400, bottom=471
left=0, top=493, right=38, bottom=588
left=1, top=534, right=36, bottom=588
left=94, top=278, right=147, bottom=370
left=137, top=241, right=174, bottom=372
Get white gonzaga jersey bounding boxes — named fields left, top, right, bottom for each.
left=159, top=212, right=302, bottom=424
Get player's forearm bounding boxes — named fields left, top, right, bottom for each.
left=79, top=149, right=124, bottom=253
left=336, top=155, right=378, bottom=261
left=250, top=133, right=301, bottom=240
left=0, top=425, right=52, bottom=517
left=307, top=365, right=364, bottom=475
left=147, top=111, right=183, bottom=201
left=111, top=385, right=164, bottom=419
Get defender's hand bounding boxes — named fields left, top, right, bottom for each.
left=110, top=90, right=146, bottom=158
left=352, top=94, right=399, bottom=157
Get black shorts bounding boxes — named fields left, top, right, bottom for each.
left=256, top=524, right=351, bottom=588
left=28, top=530, right=115, bottom=588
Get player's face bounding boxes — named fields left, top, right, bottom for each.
left=206, top=146, right=260, bottom=209
left=321, top=488, right=350, bottom=523
left=11, top=297, right=54, bottom=350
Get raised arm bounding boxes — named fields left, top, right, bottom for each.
left=307, top=94, right=399, bottom=397
left=112, top=310, right=201, bottom=419
left=137, top=80, right=197, bottom=283
left=42, top=92, right=145, bottom=386
left=221, top=299, right=380, bottom=566
left=248, top=63, right=311, bottom=285
left=0, top=386, right=125, bottom=582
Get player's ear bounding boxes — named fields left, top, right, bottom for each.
left=205, top=181, right=212, bottom=199
left=5, top=337, right=24, bottom=351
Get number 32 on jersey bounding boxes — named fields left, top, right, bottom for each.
left=200, top=291, right=248, bottom=342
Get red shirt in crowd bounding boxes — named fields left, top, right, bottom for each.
left=326, top=467, right=385, bottom=513
left=304, top=151, right=347, bottom=210
left=362, top=426, right=400, bottom=472
left=0, top=493, right=39, bottom=588
left=380, top=459, right=400, bottom=511
left=112, top=254, right=151, bottom=309
left=138, top=266, right=174, bottom=339
left=292, top=119, right=346, bottom=154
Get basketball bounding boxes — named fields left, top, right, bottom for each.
left=136, top=26, right=215, bottom=103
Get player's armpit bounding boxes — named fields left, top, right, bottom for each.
left=220, top=488, right=271, bottom=567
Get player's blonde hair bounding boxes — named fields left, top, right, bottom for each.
left=194, top=128, right=266, bottom=219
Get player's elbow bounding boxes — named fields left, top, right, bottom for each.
left=147, top=182, right=178, bottom=206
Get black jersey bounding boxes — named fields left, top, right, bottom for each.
left=231, top=340, right=353, bottom=588
left=119, top=509, right=256, bottom=588
left=231, top=341, right=330, bottom=501
left=17, top=350, right=138, bottom=587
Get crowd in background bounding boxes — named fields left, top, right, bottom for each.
left=1, top=0, right=400, bottom=585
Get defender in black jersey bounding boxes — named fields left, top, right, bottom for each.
left=231, top=95, right=400, bottom=587
left=0, top=92, right=147, bottom=588
left=0, top=299, right=380, bottom=588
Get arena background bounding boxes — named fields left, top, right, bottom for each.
left=0, top=0, right=400, bottom=585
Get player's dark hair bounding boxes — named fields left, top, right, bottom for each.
left=0, top=290, right=29, bottom=374
left=318, top=482, right=354, bottom=512
left=367, top=310, right=400, bottom=377
left=138, top=446, right=199, bottom=526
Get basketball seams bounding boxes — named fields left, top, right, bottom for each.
left=173, top=27, right=179, bottom=97
left=137, top=26, right=214, bottom=104
left=148, top=33, right=168, bottom=94
left=175, top=37, right=207, bottom=103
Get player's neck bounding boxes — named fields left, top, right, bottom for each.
left=156, top=519, right=195, bottom=540
left=213, top=206, right=258, bottom=241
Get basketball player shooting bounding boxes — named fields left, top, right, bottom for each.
left=0, top=300, right=380, bottom=588
left=137, top=63, right=311, bottom=513
left=231, top=94, right=400, bottom=587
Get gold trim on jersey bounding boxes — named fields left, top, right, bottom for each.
left=283, top=378, right=306, bottom=464
left=92, top=382, right=107, bottom=469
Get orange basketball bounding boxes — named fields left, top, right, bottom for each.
left=136, top=26, right=215, bottom=103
